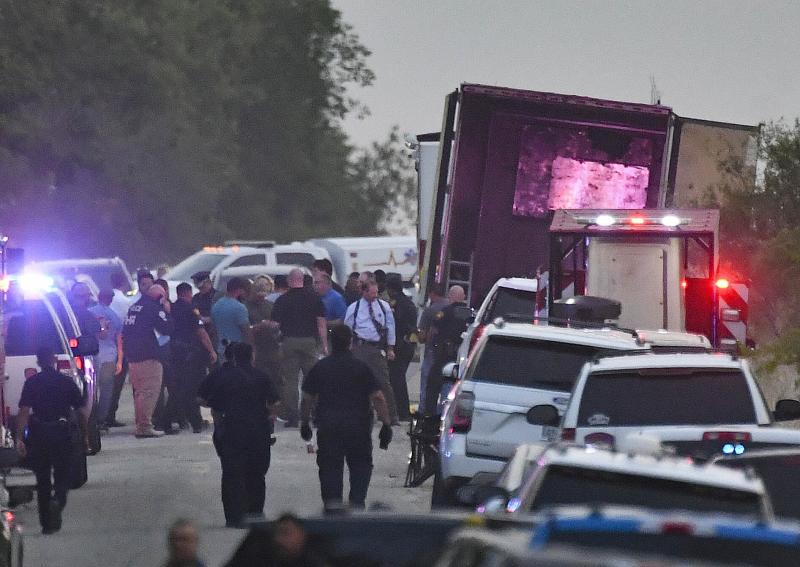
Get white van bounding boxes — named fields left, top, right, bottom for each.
left=309, top=236, right=418, bottom=285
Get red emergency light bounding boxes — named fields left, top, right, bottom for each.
left=629, top=216, right=645, bottom=225
left=715, top=278, right=730, bottom=289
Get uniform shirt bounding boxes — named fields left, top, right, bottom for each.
left=270, top=287, right=325, bottom=338
left=418, top=298, right=450, bottom=345
left=320, top=289, right=347, bottom=322
left=344, top=297, right=396, bottom=346
left=391, top=293, right=418, bottom=346
left=19, top=367, right=83, bottom=421
left=199, top=365, right=280, bottom=442
left=122, top=296, right=174, bottom=363
left=192, top=289, right=216, bottom=317
left=211, top=296, right=249, bottom=352
left=302, top=351, right=381, bottom=428
left=88, top=303, right=122, bottom=365
left=171, top=298, right=203, bottom=348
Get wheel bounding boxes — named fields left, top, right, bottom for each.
left=431, top=473, right=467, bottom=509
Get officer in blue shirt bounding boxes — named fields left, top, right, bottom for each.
left=211, top=278, right=252, bottom=355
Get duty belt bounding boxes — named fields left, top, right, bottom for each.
left=354, top=337, right=382, bottom=347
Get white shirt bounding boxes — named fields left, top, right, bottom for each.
left=110, top=289, right=132, bottom=321
left=344, top=298, right=396, bottom=346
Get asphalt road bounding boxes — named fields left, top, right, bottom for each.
left=17, top=362, right=431, bottom=566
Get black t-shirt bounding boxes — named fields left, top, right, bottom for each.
left=392, top=294, right=418, bottom=342
left=19, top=367, right=83, bottom=421
left=200, top=365, right=280, bottom=442
left=122, top=296, right=174, bottom=362
left=172, top=298, right=203, bottom=348
left=192, top=290, right=216, bottom=317
left=302, top=352, right=381, bottom=428
left=270, top=287, right=325, bottom=338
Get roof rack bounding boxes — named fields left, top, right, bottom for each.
left=223, top=240, right=276, bottom=248
left=496, top=314, right=638, bottom=338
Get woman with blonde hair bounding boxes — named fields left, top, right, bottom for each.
left=245, top=274, right=282, bottom=389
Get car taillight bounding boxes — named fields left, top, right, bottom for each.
left=584, top=432, right=615, bottom=449
left=702, top=431, right=752, bottom=442
left=468, top=324, right=486, bottom=354
left=661, top=522, right=694, bottom=535
left=450, top=392, right=475, bottom=434
left=74, top=356, right=84, bottom=371
left=561, top=428, right=576, bottom=442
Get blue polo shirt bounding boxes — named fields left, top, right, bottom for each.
left=320, top=289, right=347, bottom=322
left=211, top=296, right=250, bottom=353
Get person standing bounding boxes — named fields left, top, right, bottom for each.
left=191, top=272, right=217, bottom=322
left=427, top=285, right=470, bottom=415
left=266, top=274, right=289, bottom=304
left=109, top=272, right=132, bottom=321
left=152, top=279, right=179, bottom=435
left=88, top=288, right=122, bottom=430
left=211, top=278, right=252, bottom=355
left=385, top=279, right=417, bottom=421
left=270, top=268, right=328, bottom=428
left=245, top=276, right=282, bottom=390
left=417, top=284, right=449, bottom=414
left=343, top=272, right=361, bottom=305
left=117, top=283, right=174, bottom=438
left=312, top=259, right=345, bottom=295
left=16, top=347, right=87, bottom=534
left=172, top=283, right=217, bottom=433
left=69, top=282, right=102, bottom=338
left=300, top=325, right=392, bottom=511
left=313, top=272, right=347, bottom=326
left=344, top=279, right=400, bottom=425
left=200, top=343, right=280, bottom=527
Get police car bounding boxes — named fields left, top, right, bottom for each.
left=529, top=352, right=800, bottom=458
left=434, top=319, right=646, bottom=507
left=476, top=443, right=772, bottom=520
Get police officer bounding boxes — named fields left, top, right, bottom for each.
left=344, top=278, right=400, bottom=425
left=16, top=346, right=86, bottom=534
left=426, top=285, right=471, bottom=415
left=386, top=278, right=417, bottom=421
left=199, top=343, right=280, bottom=527
left=300, top=325, right=392, bottom=511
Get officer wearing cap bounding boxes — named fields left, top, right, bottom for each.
left=191, top=271, right=216, bottom=321
left=17, top=346, right=87, bottom=534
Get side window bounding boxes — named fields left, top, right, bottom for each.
left=229, top=254, right=266, bottom=268
left=275, top=252, right=315, bottom=268
left=5, top=301, right=66, bottom=356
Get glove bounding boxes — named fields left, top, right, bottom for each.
left=300, top=422, right=313, bottom=442
left=379, top=423, right=393, bottom=450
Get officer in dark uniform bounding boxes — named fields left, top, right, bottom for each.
left=199, top=343, right=280, bottom=527
left=300, top=324, right=393, bottom=512
left=191, top=271, right=217, bottom=320
left=426, top=285, right=471, bottom=415
left=16, top=346, right=86, bottom=534
left=386, top=278, right=417, bottom=421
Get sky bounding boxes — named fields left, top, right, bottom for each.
left=333, top=0, right=800, bottom=147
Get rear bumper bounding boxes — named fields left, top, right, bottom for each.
left=440, top=433, right=507, bottom=481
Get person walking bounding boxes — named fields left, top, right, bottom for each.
left=211, top=277, right=252, bottom=355
left=270, top=268, right=328, bottom=428
left=88, top=288, right=122, bottom=430
left=16, top=347, right=87, bottom=534
left=199, top=343, right=280, bottom=527
left=300, top=325, right=392, bottom=511
left=313, top=272, right=347, bottom=326
left=117, top=283, right=174, bottom=438
left=172, top=282, right=217, bottom=433
left=344, top=278, right=400, bottom=425
left=386, top=279, right=417, bottom=421
left=417, top=284, right=449, bottom=414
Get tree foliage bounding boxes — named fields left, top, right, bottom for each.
left=0, top=1, right=409, bottom=268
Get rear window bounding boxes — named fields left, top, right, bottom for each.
left=469, top=336, right=602, bottom=391
left=482, top=287, right=537, bottom=322
left=531, top=465, right=762, bottom=517
left=720, top=455, right=800, bottom=520
left=547, top=531, right=798, bottom=566
left=5, top=299, right=67, bottom=356
left=275, top=253, right=315, bottom=268
left=577, top=369, right=756, bottom=426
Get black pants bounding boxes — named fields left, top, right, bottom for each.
left=316, top=425, right=373, bottom=509
left=106, top=361, right=127, bottom=423
left=388, top=343, right=414, bottom=420
left=218, top=436, right=271, bottom=526
left=153, top=355, right=180, bottom=429
left=29, top=426, right=72, bottom=529
left=178, top=348, right=208, bottom=430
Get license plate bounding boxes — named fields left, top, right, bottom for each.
left=541, top=426, right=559, bottom=442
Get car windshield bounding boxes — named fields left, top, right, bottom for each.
left=165, top=253, right=227, bottom=281
left=531, top=465, right=762, bottom=517
left=275, top=252, right=315, bottom=268
left=547, top=531, right=797, bottom=566
left=483, top=286, right=537, bottom=322
left=577, top=368, right=756, bottom=426
left=5, top=299, right=68, bottom=356
left=719, top=455, right=800, bottom=520
left=469, top=336, right=604, bottom=391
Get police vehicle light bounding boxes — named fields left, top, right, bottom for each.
left=735, top=444, right=745, bottom=455
left=660, top=214, right=681, bottom=227
left=681, top=279, right=688, bottom=289
left=629, top=216, right=645, bottom=225
left=595, top=214, right=615, bottom=227
left=19, top=273, right=54, bottom=290
left=715, top=278, right=730, bottom=289
left=722, top=443, right=735, bottom=455
left=0, top=277, right=10, bottom=292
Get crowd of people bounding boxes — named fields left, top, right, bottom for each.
left=21, top=258, right=471, bottom=533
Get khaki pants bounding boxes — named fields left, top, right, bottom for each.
left=352, top=343, right=398, bottom=423
left=129, top=359, right=163, bottom=434
left=280, top=337, right=319, bottom=423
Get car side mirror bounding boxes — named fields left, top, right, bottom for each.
left=72, top=335, right=99, bottom=357
left=441, top=362, right=459, bottom=383
left=527, top=404, right=560, bottom=427
left=774, top=399, right=800, bottom=422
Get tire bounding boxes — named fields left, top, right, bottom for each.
left=431, top=473, right=470, bottom=510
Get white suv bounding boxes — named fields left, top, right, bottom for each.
left=434, top=320, right=645, bottom=506
left=532, top=353, right=800, bottom=457
left=456, top=278, right=539, bottom=372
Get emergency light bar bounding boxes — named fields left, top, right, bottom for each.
left=587, top=213, right=683, bottom=228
